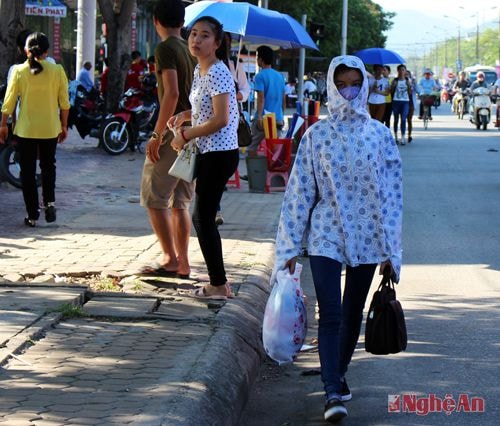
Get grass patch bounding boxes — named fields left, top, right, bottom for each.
left=132, top=281, right=144, bottom=291
left=93, top=276, right=121, bottom=292
left=50, top=303, right=86, bottom=319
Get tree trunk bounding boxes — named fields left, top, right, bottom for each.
left=0, top=0, right=26, bottom=83
left=97, top=0, right=136, bottom=112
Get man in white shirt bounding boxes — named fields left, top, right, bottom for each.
left=303, top=76, right=317, bottom=99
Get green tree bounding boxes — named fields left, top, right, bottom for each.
left=0, top=0, right=26, bottom=83
left=97, top=0, right=136, bottom=111
left=424, top=27, right=499, bottom=74
left=245, top=0, right=394, bottom=72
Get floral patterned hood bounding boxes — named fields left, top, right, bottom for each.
left=273, top=55, right=403, bottom=282
left=326, top=55, right=371, bottom=126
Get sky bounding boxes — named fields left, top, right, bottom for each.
left=371, top=0, right=500, bottom=59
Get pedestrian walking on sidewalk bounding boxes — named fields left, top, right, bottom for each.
left=0, top=32, right=70, bottom=227
left=406, top=69, right=417, bottom=142
left=273, top=55, right=403, bottom=423
left=139, top=0, right=196, bottom=278
left=168, top=16, right=239, bottom=299
left=382, top=65, right=392, bottom=128
left=390, top=64, right=412, bottom=145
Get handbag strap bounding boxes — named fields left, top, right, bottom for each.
left=378, top=270, right=395, bottom=291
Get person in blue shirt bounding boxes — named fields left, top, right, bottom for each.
left=76, top=61, right=94, bottom=92
left=417, top=68, right=439, bottom=119
left=247, top=45, right=285, bottom=156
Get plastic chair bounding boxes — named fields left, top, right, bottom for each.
left=264, top=138, right=292, bottom=192
left=226, top=168, right=241, bottom=189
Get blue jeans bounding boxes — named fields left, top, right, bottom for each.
left=309, top=256, right=377, bottom=400
left=392, top=100, right=409, bottom=137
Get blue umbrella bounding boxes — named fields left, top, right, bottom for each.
left=184, top=1, right=318, bottom=50
left=353, top=48, right=405, bottom=65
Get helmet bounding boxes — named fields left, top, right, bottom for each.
left=142, top=73, right=157, bottom=90
left=477, top=71, right=485, bottom=79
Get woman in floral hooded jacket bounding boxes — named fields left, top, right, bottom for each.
left=273, top=55, right=403, bottom=422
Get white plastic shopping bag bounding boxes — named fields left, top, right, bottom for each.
left=262, top=263, right=307, bottom=365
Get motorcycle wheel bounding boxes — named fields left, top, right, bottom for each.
left=481, top=115, right=488, bottom=131
left=458, top=102, right=464, bottom=120
left=0, top=145, right=41, bottom=189
left=100, top=117, right=130, bottom=155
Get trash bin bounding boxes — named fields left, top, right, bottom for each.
left=246, top=155, right=267, bottom=193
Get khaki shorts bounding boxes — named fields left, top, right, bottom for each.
left=140, top=132, right=195, bottom=210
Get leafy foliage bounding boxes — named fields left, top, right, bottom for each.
left=413, top=27, right=500, bottom=74
left=0, top=0, right=25, bottom=83
left=243, top=0, right=394, bottom=71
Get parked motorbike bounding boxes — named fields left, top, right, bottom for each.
left=468, top=87, right=491, bottom=130
left=0, top=83, right=40, bottom=188
left=99, top=73, right=159, bottom=155
left=68, top=82, right=106, bottom=140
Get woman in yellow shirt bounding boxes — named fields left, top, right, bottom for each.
left=0, top=32, right=70, bottom=227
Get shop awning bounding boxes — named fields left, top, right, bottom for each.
left=25, top=0, right=67, bottom=18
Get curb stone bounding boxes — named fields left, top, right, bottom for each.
left=160, top=258, right=273, bottom=425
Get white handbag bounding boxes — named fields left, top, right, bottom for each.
left=167, top=72, right=208, bottom=182
left=168, top=140, right=198, bottom=182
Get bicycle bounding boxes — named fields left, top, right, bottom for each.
left=420, top=94, right=436, bottom=130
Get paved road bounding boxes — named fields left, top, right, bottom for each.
left=241, top=107, right=500, bottom=425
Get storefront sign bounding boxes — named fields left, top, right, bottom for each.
left=53, top=17, right=61, bottom=61
left=25, top=1, right=67, bottom=18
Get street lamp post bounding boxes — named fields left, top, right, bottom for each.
left=470, top=13, right=479, bottom=64
left=489, top=6, right=499, bottom=65
left=444, top=15, right=462, bottom=71
left=434, top=26, right=450, bottom=68
left=341, top=0, right=348, bottom=55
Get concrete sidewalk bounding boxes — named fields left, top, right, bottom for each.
left=0, top=129, right=285, bottom=425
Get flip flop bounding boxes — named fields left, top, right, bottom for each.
left=139, top=265, right=178, bottom=278
left=176, top=273, right=191, bottom=280
left=190, top=286, right=228, bottom=300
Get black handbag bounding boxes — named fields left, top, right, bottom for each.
left=229, top=62, right=252, bottom=148
left=237, top=110, right=252, bottom=147
left=365, top=272, right=407, bottom=355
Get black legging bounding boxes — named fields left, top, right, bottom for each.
left=17, top=136, right=58, bottom=220
left=192, top=149, right=239, bottom=286
left=383, top=101, right=392, bottom=128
